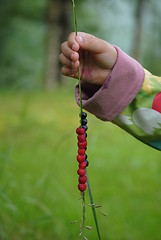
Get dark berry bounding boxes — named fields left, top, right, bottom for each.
left=77, top=169, right=86, bottom=176
left=84, top=154, right=87, bottom=160
left=85, top=160, right=89, bottom=167
left=79, top=112, right=87, bottom=119
left=78, top=183, right=87, bottom=192
left=82, top=125, right=88, bottom=131
left=81, top=119, right=88, bottom=126
left=76, top=127, right=85, bottom=135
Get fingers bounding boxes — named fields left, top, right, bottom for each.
left=59, top=53, right=79, bottom=68
left=60, top=33, right=81, bottom=77
left=59, top=51, right=80, bottom=78
left=61, top=41, right=79, bottom=61
left=75, top=32, right=111, bottom=54
left=61, top=66, right=78, bottom=79
left=67, top=32, right=80, bottom=51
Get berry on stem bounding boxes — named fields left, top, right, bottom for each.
left=79, top=175, right=87, bottom=184
left=77, top=168, right=86, bottom=176
left=81, top=119, right=88, bottom=126
left=78, top=148, right=85, bottom=155
left=77, top=155, right=85, bottom=163
left=85, top=159, right=89, bottom=167
left=77, top=135, right=86, bottom=142
left=82, top=125, right=88, bottom=132
left=76, top=127, right=85, bottom=135
left=78, top=141, right=87, bottom=149
left=78, top=183, right=87, bottom=192
left=80, top=112, right=87, bottom=119
left=79, top=161, right=87, bottom=169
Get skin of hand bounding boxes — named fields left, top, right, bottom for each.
left=59, top=32, right=118, bottom=85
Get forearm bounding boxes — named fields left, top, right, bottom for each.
left=75, top=47, right=161, bottom=151
left=113, top=69, right=161, bottom=151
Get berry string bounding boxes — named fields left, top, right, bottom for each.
left=72, top=1, right=101, bottom=239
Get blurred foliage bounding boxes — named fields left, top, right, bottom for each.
left=0, top=0, right=161, bottom=89
left=0, top=0, right=48, bottom=89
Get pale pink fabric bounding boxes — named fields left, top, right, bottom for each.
left=75, top=46, right=145, bottom=121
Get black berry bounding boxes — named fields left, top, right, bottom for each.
left=82, top=125, right=88, bottom=131
left=85, top=160, right=89, bottom=167
left=80, top=112, right=87, bottom=119
left=81, top=119, right=88, bottom=126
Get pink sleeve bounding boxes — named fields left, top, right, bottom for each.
left=75, top=46, right=145, bottom=121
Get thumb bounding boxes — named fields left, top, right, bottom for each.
left=75, top=32, right=108, bottom=54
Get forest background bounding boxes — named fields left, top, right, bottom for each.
left=0, top=0, right=161, bottom=89
left=0, top=1, right=161, bottom=240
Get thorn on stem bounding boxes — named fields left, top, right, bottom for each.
left=85, top=225, right=93, bottom=230
left=99, top=210, right=106, bottom=217
left=83, top=236, right=88, bottom=240
left=71, top=220, right=78, bottom=224
left=88, top=203, right=101, bottom=208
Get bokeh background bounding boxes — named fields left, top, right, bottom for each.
left=0, top=0, right=161, bottom=239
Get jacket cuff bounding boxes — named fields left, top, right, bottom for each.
left=75, top=46, right=145, bottom=121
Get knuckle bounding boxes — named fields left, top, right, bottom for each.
left=68, top=32, right=76, bottom=45
left=68, top=32, right=76, bottom=40
left=88, top=34, right=96, bottom=44
left=61, top=66, right=66, bottom=74
left=58, top=54, right=63, bottom=63
left=61, top=42, right=66, bottom=51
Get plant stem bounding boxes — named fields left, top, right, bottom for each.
left=86, top=170, right=101, bottom=240
left=72, top=0, right=82, bottom=114
left=82, top=192, right=86, bottom=227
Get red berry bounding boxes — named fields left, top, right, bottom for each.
left=77, top=155, right=85, bottom=163
left=79, top=175, right=87, bottom=184
left=79, top=162, right=87, bottom=169
left=78, top=141, right=87, bottom=149
left=78, top=148, right=85, bottom=155
left=77, top=169, right=86, bottom=176
left=76, top=127, right=85, bottom=135
left=77, top=135, right=86, bottom=142
left=78, top=183, right=87, bottom=192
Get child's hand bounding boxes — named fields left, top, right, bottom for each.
left=59, top=32, right=117, bottom=85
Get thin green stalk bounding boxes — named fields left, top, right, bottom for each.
left=72, top=0, right=82, bottom=114
left=82, top=192, right=85, bottom=227
left=86, top=170, right=101, bottom=240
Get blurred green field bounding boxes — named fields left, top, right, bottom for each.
left=0, top=89, right=161, bottom=240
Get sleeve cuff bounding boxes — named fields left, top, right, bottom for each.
left=75, top=46, right=145, bottom=121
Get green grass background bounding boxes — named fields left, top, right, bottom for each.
left=0, top=88, right=161, bottom=240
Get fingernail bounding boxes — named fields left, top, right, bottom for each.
left=77, top=36, right=83, bottom=43
left=72, top=44, right=76, bottom=50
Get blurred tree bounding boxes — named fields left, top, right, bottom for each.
left=45, top=0, right=70, bottom=89
left=0, top=0, right=160, bottom=89
left=131, top=0, right=147, bottom=61
left=0, top=0, right=48, bottom=89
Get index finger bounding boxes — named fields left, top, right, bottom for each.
left=67, top=32, right=80, bottom=52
